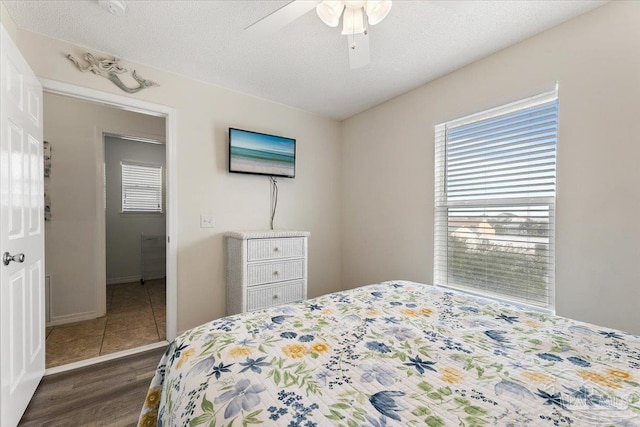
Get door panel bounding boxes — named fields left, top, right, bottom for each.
left=1, top=22, right=45, bottom=427
left=28, top=135, right=41, bottom=235
left=8, top=121, right=24, bottom=239
left=6, top=57, right=23, bottom=109
left=29, top=261, right=43, bottom=360
left=9, top=269, right=26, bottom=389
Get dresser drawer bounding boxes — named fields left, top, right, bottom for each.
left=247, top=280, right=305, bottom=311
left=247, top=238, right=304, bottom=261
left=247, top=259, right=304, bottom=286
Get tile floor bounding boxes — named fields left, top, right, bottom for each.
left=45, top=278, right=166, bottom=368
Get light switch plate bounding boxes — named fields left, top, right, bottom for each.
left=200, top=214, right=215, bottom=228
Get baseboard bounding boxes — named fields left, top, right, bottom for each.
left=106, top=275, right=141, bottom=285
left=106, top=274, right=165, bottom=285
left=44, top=341, right=170, bottom=376
left=46, top=311, right=97, bottom=327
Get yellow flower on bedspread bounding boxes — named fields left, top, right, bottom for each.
left=400, top=308, right=417, bottom=317
left=578, top=370, right=621, bottom=389
left=176, top=348, right=195, bottom=369
left=139, top=411, right=158, bottom=427
left=440, top=367, right=464, bottom=384
left=144, top=387, right=161, bottom=408
left=366, top=310, right=381, bottom=316
left=312, top=342, right=330, bottom=353
left=420, top=308, right=433, bottom=316
left=607, top=368, right=632, bottom=380
left=283, top=343, right=307, bottom=359
left=321, top=308, right=335, bottom=315
left=521, top=371, right=555, bottom=385
left=228, top=346, right=253, bottom=358
left=524, top=319, right=542, bottom=328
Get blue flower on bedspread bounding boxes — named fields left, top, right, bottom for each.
left=564, top=385, right=611, bottom=408
left=600, top=331, right=625, bottom=340
left=370, top=391, right=406, bottom=421
left=237, top=338, right=255, bottom=346
left=239, top=357, right=269, bottom=374
left=496, top=313, right=519, bottom=324
left=299, top=334, right=314, bottom=342
left=271, top=315, right=291, bottom=324
left=567, top=356, right=591, bottom=367
left=536, top=389, right=569, bottom=410
left=214, top=379, right=266, bottom=419
left=485, top=330, right=510, bottom=343
left=404, top=355, right=436, bottom=374
left=366, top=341, right=391, bottom=353
left=169, top=342, right=189, bottom=366
left=494, top=380, right=535, bottom=400
left=360, top=364, right=397, bottom=386
left=209, top=361, right=233, bottom=379
left=538, top=352, right=563, bottom=362
left=280, top=331, right=297, bottom=339
left=189, top=355, right=216, bottom=375
left=387, top=326, right=416, bottom=341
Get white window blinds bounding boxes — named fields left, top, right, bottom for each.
left=121, top=162, right=163, bottom=213
left=434, top=89, right=558, bottom=309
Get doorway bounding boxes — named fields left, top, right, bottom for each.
left=40, top=79, right=177, bottom=372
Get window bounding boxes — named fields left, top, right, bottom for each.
left=121, top=162, right=163, bottom=213
left=434, top=88, right=558, bottom=309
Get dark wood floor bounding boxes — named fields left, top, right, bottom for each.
left=19, top=346, right=167, bottom=427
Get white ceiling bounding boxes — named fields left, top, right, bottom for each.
left=3, top=0, right=607, bottom=120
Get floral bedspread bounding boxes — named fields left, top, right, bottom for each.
left=138, top=281, right=640, bottom=426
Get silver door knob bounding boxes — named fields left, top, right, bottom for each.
left=3, top=252, right=25, bottom=266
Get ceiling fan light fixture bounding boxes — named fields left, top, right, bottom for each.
left=316, top=1, right=345, bottom=28
left=341, top=6, right=366, bottom=35
left=365, top=0, right=392, bottom=25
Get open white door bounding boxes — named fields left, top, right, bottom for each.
left=0, top=23, right=45, bottom=427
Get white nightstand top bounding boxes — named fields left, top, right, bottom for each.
left=224, top=230, right=311, bottom=240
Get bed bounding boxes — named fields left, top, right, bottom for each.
left=138, top=281, right=640, bottom=426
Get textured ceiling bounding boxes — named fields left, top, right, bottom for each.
left=3, top=0, right=607, bottom=120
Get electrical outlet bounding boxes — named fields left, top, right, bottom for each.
left=200, top=214, right=215, bottom=228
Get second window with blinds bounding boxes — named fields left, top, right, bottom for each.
left=121, top=162, right=164, bottom=213
left=434, top=88, right=558, bottom=310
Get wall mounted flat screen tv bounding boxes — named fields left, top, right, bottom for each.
left=229, top=128, right=296, bottom=178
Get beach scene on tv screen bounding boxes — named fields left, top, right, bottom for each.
left=230, top=130, right=295, bottom=177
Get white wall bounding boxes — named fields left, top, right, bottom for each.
left=0, top=2, right=17, bottom=42
left=105, top=136, right=166, bottom=284
left=12, top=24, right=342, bottom=332
left=43, top=93, right=165, bottom=324
left=341, top=1, right=640, bottom=335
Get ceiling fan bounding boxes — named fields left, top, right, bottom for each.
left=245, top=1, right=393, bottom=69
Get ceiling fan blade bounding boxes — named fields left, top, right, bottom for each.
left=347, top=32, right=371, bottom=69
left=245, top=1, right=319, bottom=36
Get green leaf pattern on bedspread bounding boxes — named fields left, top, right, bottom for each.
left=138, top=281, right=640, bottom=426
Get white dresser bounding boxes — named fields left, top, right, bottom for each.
left=225, top=230, right=310, bottom=315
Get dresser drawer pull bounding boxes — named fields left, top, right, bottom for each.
left=273, top=294, right=279, bottom=300
left=273, top=247, right=279, bottom=252
left=273, top=271, right=279, bottom=276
